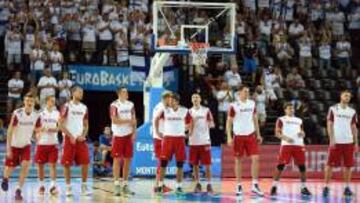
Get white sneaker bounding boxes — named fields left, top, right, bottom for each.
left=251, top=184, right=264, bottom=197
left=81, top=184, right=92, bottom=196
left=66, top=187, right=73, bottom=197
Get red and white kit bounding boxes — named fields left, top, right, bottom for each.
left=276, top=116, right=305, bottom=165
left=152, top=102, right=165, bottom=158
left=188, top=106, right=213, bottom=166
left=327, top=104, right=358, bottom=167
left=5, top=108, right=40, bottom=167
left=60, top=101, right=90, bottom=166
left=35, top=108, right=60, bottom=164
left=228, top=99, right=259, bottom=157
left=159, top=107, right=192, bottom=161
left=110, top=100, right=135, bottom=158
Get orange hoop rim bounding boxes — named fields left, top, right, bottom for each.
left=189, top=42, right=210, bottom=52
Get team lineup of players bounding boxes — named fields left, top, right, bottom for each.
left=0, top=85, right=358, bottom=200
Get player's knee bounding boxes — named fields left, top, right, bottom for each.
left=176, top=161, right=184, bottom=168
left=277, top=164, right=285, bottom=171
left=161, top=160, right=168, bottom=168
left=298, top=165, right=306, bottom=172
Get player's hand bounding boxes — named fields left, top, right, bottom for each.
left=329, top=139, right=335, bottom=147
left=227, top=137, right=233, bottom=146
left=354, top=144, right=358, bottom=153
left=69, top=136, right=76, bottom=144
left=131, top=119, right=137, bottom=125
left=157, top=132, right=163, bottom=138
left=298, top=131, right=305, bottom=138
left=77, top=136, right=86, bottom=142
left=6, top=147, right=12, bottom=159
left=257, top=136, right=263, bottom=144
left=131, top=132, right=137, bottom=142
left=285, top=137, right=294, bottom=143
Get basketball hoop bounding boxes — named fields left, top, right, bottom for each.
left=189, top=42, right=209, bottom=66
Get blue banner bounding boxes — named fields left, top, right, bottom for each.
left=68, top=65, right=178, bottom=92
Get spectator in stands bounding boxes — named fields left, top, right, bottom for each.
left=261, top=66, right=280, bottom=102
left=49, top=44, right=64, bottom=78
left=213, top=81, right=233, bottom=131
left=298, top=32, right=313, bottom=69
left=5, top=24, right=22, bottom=70
left=224, top=65, right=242, bottom=91
left=336, top=35, right=352, bottom=72
left=7, top=71, right=24, bottom=120
left=58, top=72, right=73, bottom=106
left=82, top=17, right=97, bottom=63
left=243, top=36, right=259, bottom=83
left=318, top=39, right=332, bottom=69
left=65, top=14, right=82, bottom=62
left=356, top=76, right=360, bottom=103
left=259, top=12, right=272, bottom=55
left=99, top=126, right=113, bottom=166
left=37, top=68, right=57, bottom=109
left=97, top=14, right=113, bottom=65
left=30, top=41, right=47, bottom=82
left=93, top=141, right=106, bottom=177
left=0, top=118, right=6, bottom=142
left=286, top=68, right=305, bottom=89
left=273, top=34, right=294, bottom=68
left=253, top=85, right=267, bottom=127
left=288, top=18, right=304, bottom=43
left=326, top=6, right=345, bottom=40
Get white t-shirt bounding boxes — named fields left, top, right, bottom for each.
left=159, top=106, right=192, bottom=137
left=216, top=90, right=232, bottom=112
left=319, top=44, right=331, bottom=59
left=336, top=41, right=351, bottom=58
left=228, top=99, right=256, bottom=136
left=189, top=106, right=213, bottom=146
left=288, top=24, right=304, bottom=35
left=255, top=93, right=267, bottom=114
left=50, top=51, right=63, bottom=72
left=224, top=70, right=242, bottom=88
left=24, top=33, right=35, bottom=54
left=38, top=108, right=60, bottom=145
left=8, top=79, right=24, bottom=98
left=259, top=20, right=272, bottom=36
left=60, top=101, right=88, bottom=138
left=82, top=25, right=96, bottom=42
left=31, top=49, right=45, bottom=71
left=299, top=42, right=312, bottom=57
left=38, top=76, right=57, bottom=98
left=58, top=79, right=73, bottom=98
left=11, top=108, right=40, bottom=148
left=276, top=115, right=304, bottom=146
left=327, top=104, right=358, bottom=144
left=110, top=100, right=135, bottom=137
left=97, top=20, right=113, bottom=40
left=152, top=102, right=165, bottom=140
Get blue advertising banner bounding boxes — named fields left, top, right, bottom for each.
left=68, top=65, right=178, bottom=92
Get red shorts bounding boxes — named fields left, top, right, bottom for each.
left=233, top=134, right=259, bottom=157
left=153, top=138, right=162, bottom=159
left=35, top=145, right=58, bottom=164
left=189, top=145, right=211, bottom=165
left=327, top=144, right=355, bottom=167
left=112, top=135, right=133, bottom=159
left=5, top=145, right=31, bottom=167
left=278, top=145, right=306, bottom=165
left=61, top=137, right=90, bottom=166
left=160, top=136, right=186, bottom=162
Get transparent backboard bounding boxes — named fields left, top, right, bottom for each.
left=152, top=1, right=236, bottom=54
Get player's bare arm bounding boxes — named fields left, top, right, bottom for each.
left=78, top=118, right=89, bottom=142
left=131, top=108, right=137, bottom=140
left=253, top=114, right=263, bottom=144
left=351, top=123, right=358, bottom=151
left=226, top=115, right=233, bottom=145
left=327, top=120, right=335, bottom=146
left=58, top=117, right=76, bottom=143
left=6, top=114, right=15, bottom=158
left=275, top=124, right=294, bottom=143
left=154, top=113, right=163, bottom=138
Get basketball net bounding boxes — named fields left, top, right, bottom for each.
left=189, top=42, right=209, bottom=66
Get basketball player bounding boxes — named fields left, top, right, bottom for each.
left=154, top=93, right=192, bottom=195
left=226, top=85, right=264, bottom=196
left=270, top=103, right=311, bottom=197
left=1, top=92, right=41, bottom=201
left=323, top=90, right=358, bottom=198
left=152, top=91, right=173, bottom=193
left=35, top=95, right=60, bottom=195
left=110, top=87, right=137, bottom=196
left=59, top=86, right=91, bottom=196
left=189, top=93, right=215, bottom=194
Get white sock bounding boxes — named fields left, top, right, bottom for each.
left=114, top=180, right=120, bottom=186
left=205, top=181, right=211, bottom=186
left=176, top=182, right=182, bottom=188
left=301, top=181, right=306, bottom=189
left=159, top=181, right=164, bottom=187
left=16, top=185, right=21, bottom=191
left=237, top=183, right=242, bottom=188
left=66, top=184, right=71, bottom=189
left=50, top=180, right=56, bottom=188
left=272, top=181, right=279, bottom=187
left=123, top=180, right=128, bottom=186
left=81, top=181, right=87, bottom=186
left=39, top=180, right=45, bottom=187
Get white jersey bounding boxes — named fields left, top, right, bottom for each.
left=61, top=101, right=88, bottom=139
left=276, top=115, right=304, bottom=146
left=327, top=104, right=358, bottom=144
left=152, top=102, right=165, bottom=140
left=7, top=79, right=24, bottom=98
left=110, top=100, right=135, bottom=137
left=38, top=108, right=60, bottom=145
left=189, top=106, right=213, bottom=145
left=160, top=106, right=192, bottom=137
left=228, top=99, right=256, bottom=136
left=11, top=108, right=40, bottom=148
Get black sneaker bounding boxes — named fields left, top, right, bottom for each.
left=270, top=186, right=277, bottom=196
left=344, top=187, right=353, bottom=198
left=194, top=183, right=202, bottom=193
left=155, top=186, right=163, bottom=196
left=322, top=187, right=330, bottom=197
left=206, top=184, right=214, bottom=194
left=236, top=185, right=243, bottom=196
left=1, top=178, right=8, bottom=192
left=175, top=187, right=185, bottom=195
left=301, top=187, right=312, bottom=196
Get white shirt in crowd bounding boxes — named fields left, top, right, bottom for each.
left=288, top=23, right=304, bottom=36
left=299, top=42, right=312, bottom=57
left=255, top=92, right=267, bottom=115
left=110, top=100, right=135, bottom=137
left=49, top=51, right=63, bottom=72
left=189, top=106, right=213, bottom=146
left=23, top=33, right=35, bottom=55
left=259, top=20, right=272, bottom=36
left=5, top=30, right=22, bottom=54
left=82, top=24, right=96, bottom=42
left=216, top=90, right=233, bottom=112
left=61, top=101, right=88, bottom=139
left=38, top=76, right=58, bottom=98
left=97, top=19, right=113, bottom=40
left=228, top=99, right=256, bottom=136
left=8, top=78, right=24, bottom=98
left=37, top=108, right=60, bottom=145
left=327, top=104, right=358, bottom=144
left=336, top=41, right=351, bottom=58
left=319, top=44, right=331, bottom=59
left=152, top=102, right=165, bottom=140
left=58, top=79, right=73, bottom=99
left=11, top=108, right=40, bottom=148
left=224, top=70, right=242, bottom=89
left=31, top=49, right=46, bottom=71
left=276, top=115, right=304, bottom=146
left=159, top=106, right=192, bottom=137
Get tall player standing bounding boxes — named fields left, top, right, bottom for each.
left=1, top=92, right=41, bottom=200
left=154, top=94, right=192, bottom=195
left=189, top=93, right=215, bottom=194
left=110, top=87, right=137, bottom=196
left=226, top=85, right=264, bottom=197
left=35, top=95, right=60, bottom=196
left=152, top=91, right=173, bottom=193
left=59, top=86, right=91, bottom=196
left=270, top=103, right=312, bottom=197
left=323, top=90, right=358, bottom=198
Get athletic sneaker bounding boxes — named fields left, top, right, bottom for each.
left=270, top=186, right=277, bottom=196
left=81, top=184, right=92, bottom=196
left=15, top=189, right=23, bottom=201
left=114, top=184, right=121, bottom=196
left=155, top=186, right=163, bottom=195
left=49, top=186, right=59, bottom=196
left=251, top=184, right=264, bottom=196
left=301, top=187, right=312, bottom=196
left=162, top=185, right=173, bottom=193
left=322, top=187, right=329, bottom=197
left=236, top=185, right=243, bottom=196
left=344, top=187, right=353, bottom=198
left=38, top=186, right=45, bottom=195
left=122, top=185, right=135, bottom=196
left=66, top=187, right=73, bottom=197
left=194, top=183, right=202, bottom=193
left=206, top=184, right=214, bottom=194
left=175, top=187, right=185, bottom=195
left=1, top=178, right=8, bottom=191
